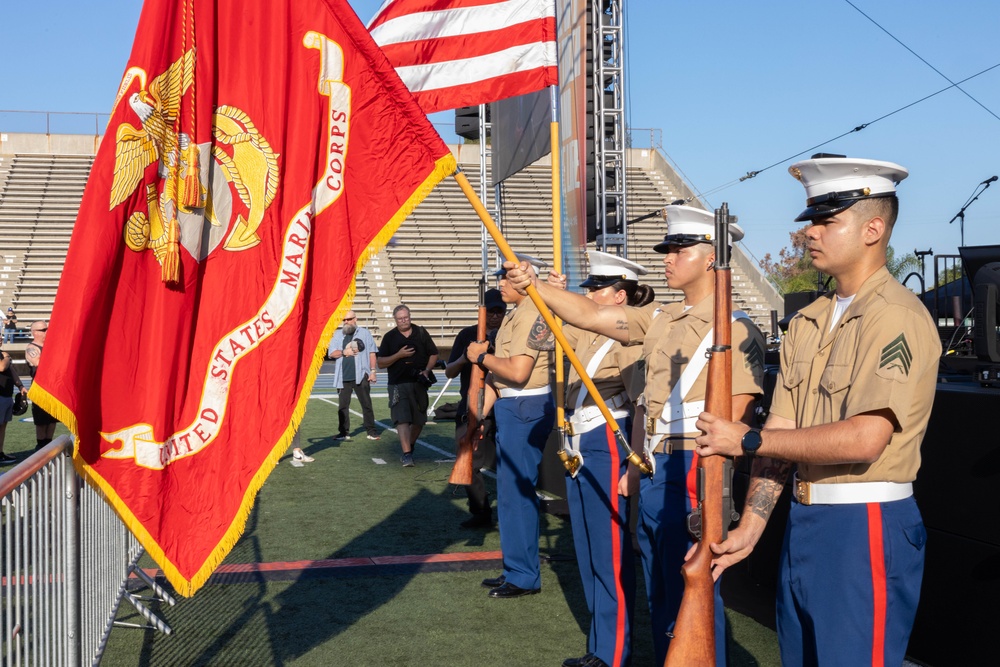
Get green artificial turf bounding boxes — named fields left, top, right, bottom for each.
left=4, top=391, right=780, bottom=665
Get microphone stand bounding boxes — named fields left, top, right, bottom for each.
left=949, top=178, right=996, bottom=247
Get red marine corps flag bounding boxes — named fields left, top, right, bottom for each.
left=30, top=0, right=455, bottom=596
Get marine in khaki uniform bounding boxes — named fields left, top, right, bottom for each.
left=467, top=255, right=555, bottom=599
left=558, top=251, right=654, bottom=667
left=696, top=155, right=941, bottom=666
left=505, top=208, right=765, bottom=666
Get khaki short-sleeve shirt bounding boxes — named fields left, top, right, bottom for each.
left=493, top=299, right=553, bottom=392
left=770, top=267, right=941, bottom=484
left=626, top=298, right=765, bottom=435
left=564, top=326, right=644, bottom=409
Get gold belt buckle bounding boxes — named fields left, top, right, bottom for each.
left=795, top=479, right=812, bottom=505
left=646, top=415, right=656, bottom=436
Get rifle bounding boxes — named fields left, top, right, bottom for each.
left=664, top=203, right=740, bottom=666
left=448, top=281, right=488, bottom=486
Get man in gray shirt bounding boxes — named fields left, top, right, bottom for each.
left=328, top=310, right=379, bottom=440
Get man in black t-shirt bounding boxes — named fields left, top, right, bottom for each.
left=444, top=289, right=506, bottom=527
left=377, top=305, right=438, bottom=466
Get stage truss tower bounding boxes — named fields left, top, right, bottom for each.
left=593, top=0, right=628, bottom=254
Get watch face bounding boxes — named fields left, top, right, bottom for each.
left=742, top=429, right=763, bottom=454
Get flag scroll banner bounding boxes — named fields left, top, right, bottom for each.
left=31, top=0, right=455, bottom=596
left=369, top=0, right=558, bottom=114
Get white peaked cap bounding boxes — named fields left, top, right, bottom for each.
left=788, top=155, right=908, bottom=222
left=580, top=250, right=649, bottom=288
left=494, top=253, right=548, bottom=276
left=653, top=205, right=745, bottom=253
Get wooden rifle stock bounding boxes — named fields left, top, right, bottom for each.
left=664, top=204, right=735, bottom=666
left=448, top=300, right=487, bottom=485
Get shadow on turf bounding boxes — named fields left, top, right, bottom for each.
left=118, top=484, right=595, bottom=665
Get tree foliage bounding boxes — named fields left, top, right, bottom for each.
left=760, top=225, right=921, bottom=294
left=759, top=227, right=823, bottom=294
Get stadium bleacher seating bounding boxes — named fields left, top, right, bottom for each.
left=0, top=145, right=782, bottom=348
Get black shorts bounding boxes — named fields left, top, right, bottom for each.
left=31, top=402, right=58, bottom=427
left=388, top=382, right=428, bottom=426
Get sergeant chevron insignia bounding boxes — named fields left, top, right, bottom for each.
left=878, top=333, right=912, bottom=379
left=744, top=337, right=765, bottom=373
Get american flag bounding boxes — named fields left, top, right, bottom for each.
left=368, top=0, right=558, bottom=114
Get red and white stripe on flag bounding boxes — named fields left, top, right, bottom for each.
left=368, top=0, right=558, bottom=114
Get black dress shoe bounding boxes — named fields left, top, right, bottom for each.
left=460, top=512, right=493, bottom=529
left=562, top=654, right=594, bottom=667
left=580, top=657, right=609, bottom=667
left=487, top=581, right=540, bottom=598
left=481, top=574, right=506, bottom=588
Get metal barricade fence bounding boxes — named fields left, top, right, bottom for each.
left=0, top=436, right=162, bottom=666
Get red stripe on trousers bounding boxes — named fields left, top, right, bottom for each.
left=685, top=451, right=699, bottom=507
left=867, top=503, right=887, bottom=667
left=605, top=424, right=627, bottom=667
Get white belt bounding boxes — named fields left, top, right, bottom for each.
left=648, top=400, right=704, bottom=436
left=498, top=386, right=552, bottom=399
left=793, top=474, right=914, bottom=506
left=568, top=391, right=630, bottom=424
left=566, top=408, right=630, bottom=435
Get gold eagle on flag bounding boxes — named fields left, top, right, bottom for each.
left=110, top=49, right=279, bottom=281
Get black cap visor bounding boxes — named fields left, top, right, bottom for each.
left=794, top=191, right=894, bottom=222
left=579, top=274, right=631, bottom=289
left=653, top=234, right=712, bottom=254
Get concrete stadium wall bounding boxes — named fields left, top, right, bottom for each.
left=0, top=132, right=103, bottom=155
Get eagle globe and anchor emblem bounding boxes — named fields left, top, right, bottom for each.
left=109, top=48, right=279, bottom=279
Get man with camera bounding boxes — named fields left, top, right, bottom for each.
left=378, top=304, right=438, bottom=467
left=328, top=310, right=379, bottom=443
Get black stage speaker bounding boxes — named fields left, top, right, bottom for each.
left=973, top=261, right=1000, bottom=362
left=455, top=105, right=489, bottom=141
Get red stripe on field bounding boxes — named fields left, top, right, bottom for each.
left=372, top=551, right=503, bottom=565
left=135, top=551, right=504, bottom=579
left=867, top=503, right=887, bottom=667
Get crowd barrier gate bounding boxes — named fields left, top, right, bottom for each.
left=1, top=436, right=172, bottom=665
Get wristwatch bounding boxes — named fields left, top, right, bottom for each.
left=741, top=428, right=763, bottom=457
left=476, top=352, right=488, bottom=369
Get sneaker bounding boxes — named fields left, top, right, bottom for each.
left=289, top=459, right=304, bottom=468
left=400, top=453, right=415, bottom=467
left=366, top=434, right=381, bottom=441
left=293, top=450, right=315, bottom=463
left=334, top=433, right=352, bottom=441
left=0, top=453, right=16, bottom=465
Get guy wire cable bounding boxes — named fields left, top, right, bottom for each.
left=842, top=0, right=1000, bottom=122
left=691, top=62, right=1000, bottom=202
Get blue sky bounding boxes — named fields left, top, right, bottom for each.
left=2, top=0, right=998, bottom=282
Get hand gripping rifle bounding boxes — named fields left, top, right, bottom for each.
left=453, top=169, right=651, bottom=476
left=449, top=280, right=488, bottom=486
left=664, top=203, right=740, bottom=666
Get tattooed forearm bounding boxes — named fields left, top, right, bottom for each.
left=744, top=457, right=792, bottom=522
left=615, top=319, right=629, bottom=330
left=754, top=457, right=792, bottom=485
